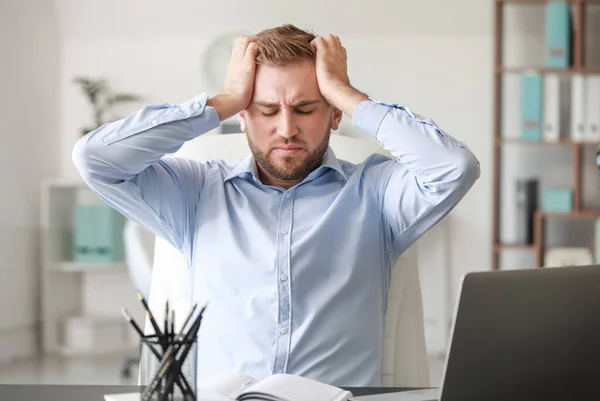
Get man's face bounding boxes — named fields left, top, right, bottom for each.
left=239, top=59, right=342, bottom=184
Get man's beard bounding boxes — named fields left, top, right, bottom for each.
left=247, top=126, right=331, bottom=182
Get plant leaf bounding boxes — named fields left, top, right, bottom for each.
left=107, top=93, right=141, bottom=105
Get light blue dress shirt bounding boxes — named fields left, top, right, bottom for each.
left=72, top=93, right=479, bottom=387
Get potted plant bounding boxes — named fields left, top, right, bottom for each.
left=73, top=76, right=142, bottom=135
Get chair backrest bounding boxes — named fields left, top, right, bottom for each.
left=144, top=133, right=430, bottom=387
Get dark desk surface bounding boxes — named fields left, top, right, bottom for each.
left=0, top=384, right=421, bottom=401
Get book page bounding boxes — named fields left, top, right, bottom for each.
left=236, top=374, right=353, bottom=401
left=197, top=372, right=258, bottom=399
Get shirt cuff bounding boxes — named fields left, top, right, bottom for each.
left=184, top=93, right=221, bottom=135
left=350, top=98, right=394, bottom=139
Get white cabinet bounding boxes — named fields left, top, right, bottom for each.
left=40, top=178, right=143, bottom=356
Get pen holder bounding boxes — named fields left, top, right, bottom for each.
left=139, top=334, right=197, bottom=401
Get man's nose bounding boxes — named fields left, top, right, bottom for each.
left=276, top=109, right=298, bottom=139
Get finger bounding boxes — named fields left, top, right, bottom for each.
left=244, top=41, right=258, bottom=60
left=310, top=37, right=324, bottom=55
left=231, top=36, right=247, bottom=57
left=318, top=35, right=333, bottom=50
left=234, top=36, right=256, bottom=57
left=333, top=35, right=342, bottom=47
left=322, top=34, right=335, bottom=48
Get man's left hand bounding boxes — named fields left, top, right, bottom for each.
left=310, top=34, right=368, bottom=118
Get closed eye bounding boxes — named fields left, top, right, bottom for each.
left=259, top=108, right=315, bottom=117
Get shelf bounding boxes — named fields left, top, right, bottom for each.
left=41, top=177, right=87, bottom=189
left=52, top=261, right=127, bottom=273
left=538, top=210, right=600, bottom=219
left=497, top=66, right=600, bottom=74
left=495, top=138, right=600, bottom=146
left=494, top=243, right=535, bottom=252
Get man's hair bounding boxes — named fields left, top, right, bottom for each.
left=255, top=24, right=316, bottom=66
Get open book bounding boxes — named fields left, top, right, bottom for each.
left=104, top=372, right=353, bottom=401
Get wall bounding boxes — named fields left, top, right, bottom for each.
left=0, top=0, right=60, bottom=362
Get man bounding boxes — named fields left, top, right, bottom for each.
left=73, top=24, right=480, bottom=387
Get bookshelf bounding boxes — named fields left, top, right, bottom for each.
left=492, top=0, right=600, bottom=269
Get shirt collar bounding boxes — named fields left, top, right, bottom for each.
left=224, top=146, right=347, bottom=184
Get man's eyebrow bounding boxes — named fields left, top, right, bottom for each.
left=253, top=99, right=322, bottom=108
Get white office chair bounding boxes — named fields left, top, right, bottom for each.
left=142, top=133, right=431, bottom=387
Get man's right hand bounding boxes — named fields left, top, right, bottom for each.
left=207, top=36, right=258, bottom=121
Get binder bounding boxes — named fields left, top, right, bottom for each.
left=585, top=75, right=600, bottom=142
left=543, top=74, right=561, bottom=142
left=73, top=205, right=125, bottom=263
left=545, top=1, right=571, bottom=68
left=559, top=75, right=572, bottom=137
left=542, top=188, right=572, bottom=212
left=515, top=179, right=538, bottom=245
left=521, top=72, right=543, bottom=141
left=570, top=74, right=586, bottom=142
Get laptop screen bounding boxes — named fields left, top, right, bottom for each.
left=439, top=266, right=600, bottom=399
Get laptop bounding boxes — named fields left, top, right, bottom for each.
left=353, top=265, right=600, bottom=400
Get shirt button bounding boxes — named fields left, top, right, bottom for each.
left=280, top=327, right=288, bottom=334
left=280, top=274, right=288, bottom=282
left=193, top=102, right=200, bottom=110
left=151, top=119, right=158, bottom=126
left=280, top=228, right=288, bottom=236
left=285, top=193, right=291, bottom=199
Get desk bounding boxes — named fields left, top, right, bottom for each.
left=0, top=384, right=422, bottom=400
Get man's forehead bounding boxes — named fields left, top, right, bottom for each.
left=253, top=61, right=321, bottom=105
left=253, top=98, right=323, bottom=107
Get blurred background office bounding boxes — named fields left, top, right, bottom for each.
left=1, top=0, right=599, bottom=388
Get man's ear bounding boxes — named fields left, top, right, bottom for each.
left=238, top=110, right=247, bottom=133
left=330, top=107, right=343, bottom=131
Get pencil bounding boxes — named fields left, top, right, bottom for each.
left=141, top=345, right=175, bottom=401
left=164, top=301, right=169, bottom=345
left=120, top=307, right=144, bottom=337
left=148, top=304, right=207, bottom=401
left=177, top=304, right=197, bottom=337
left=170, top=310, right=175, bottom=342
left=137, top=290, right=163, bottom=338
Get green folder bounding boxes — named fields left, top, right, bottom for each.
left=73, top=205, right=125, bottom=263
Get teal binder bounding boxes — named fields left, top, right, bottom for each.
left=541, top=188, right=572, bottom=212
left=545, top=1, right=571, bottom=68
left=73, top=205, right=125, bottom=263
left=521, top=72, right=543, bottom=140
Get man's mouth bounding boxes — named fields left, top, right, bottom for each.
left=272, top=146, right=305, bottom=156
